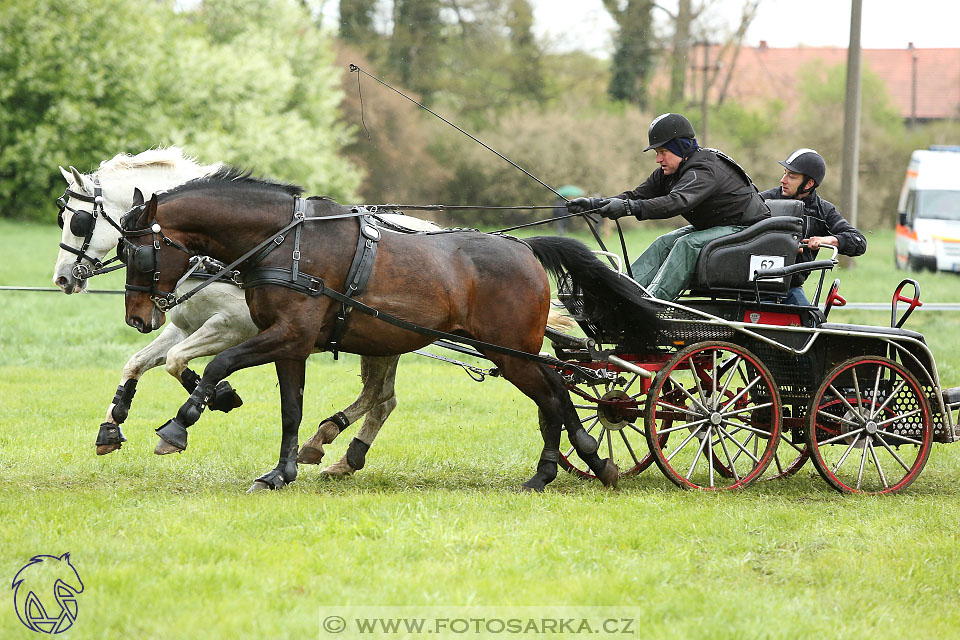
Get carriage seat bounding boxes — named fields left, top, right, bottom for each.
left=688, top=199, right=804, bottom=298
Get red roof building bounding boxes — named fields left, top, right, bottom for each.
left=678, top=43, right=960, bottom=122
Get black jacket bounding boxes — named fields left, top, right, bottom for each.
left=615, top=148, right=770, bottom=231
left=760, top=187, right=867, bottom=285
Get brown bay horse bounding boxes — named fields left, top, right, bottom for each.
left=120, top=170, right=660, bottom=492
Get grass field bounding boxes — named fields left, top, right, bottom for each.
left=3, top=218, right=960, bottom=639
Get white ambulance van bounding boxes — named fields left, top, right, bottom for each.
left=895, top=146, right=960, bottom=272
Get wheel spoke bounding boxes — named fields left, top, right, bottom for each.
left=666, top=424, right=706, bottom=463
left=818, top=427, right=865, bottom=446
left=618, top=430, right=641, bottom=466
left=851, top=365, right=864, bottom=414
left=876, top=407, right=922, bottom=427
left=689, top=360, right=708, bottom=408
left=874, top=432, right=913, bottom=472
left=723, top=401, right=774, bottom=418
left=869, top=364, right=883, bottom=420
left=719, top=374, right=762, bottom=413
left=816, top=408, right=861, bottom=428
left=827, top=384, right=864, bottom=418
left=666, top=377, right=709, bottom=414
left=868, top=439, right=889, bottom=489
left=713, top=426, right=742, bottom=482
left=716, top=355, right=743, bottom=406
left=870, top=380, right=907, bottom=419
left=655, top=399, right=702, bottom=417
left=876, top=429, right=925, bottom=446
left=831, top=432, right=862, bottom=473
left=715, top=424, right=762, bottom=464
left=720, top=417, right=773, bottom=438
left=856, top=435, right=869, bottom=490
left=658, top=416, right=711, bottom=435
left=687, top=425, right=712, bottom=482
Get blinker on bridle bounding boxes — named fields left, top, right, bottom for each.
left=120, top=217, right=194, bottom=312
left=56, top=176, right=125, bottom=279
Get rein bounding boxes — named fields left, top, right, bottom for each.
left=122, top=201, right=602, bottom=377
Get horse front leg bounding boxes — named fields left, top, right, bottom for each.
left=96, top=322, right=186, bottom=455
left=248, top=358, right=306, bottom=492
left=298, top=354, right=400, bottom=470
left=152, top=314, right=256, bottom=455
left=153, top=325, right=298, bottom=456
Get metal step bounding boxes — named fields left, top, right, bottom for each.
left=943, top=386, right=960, bottom=406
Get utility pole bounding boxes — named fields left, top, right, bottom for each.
left=840, top=0, right=863, bottom=236
left=693, top=41, right=719, bottom=145
left=909, top=42, right=918, bottom=128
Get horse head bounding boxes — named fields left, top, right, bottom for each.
left=120, top=192, right=192, bottom=333
left=52, top=148, right=218, bottom=294
left=12, top=552, right=84, bottom=633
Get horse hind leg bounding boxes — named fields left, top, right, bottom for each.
left=298, top=355, right=399, bottom=467
left=321, top=394, right=397, bottom=477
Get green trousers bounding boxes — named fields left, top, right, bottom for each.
left=629, top=224, right=745, bottom=300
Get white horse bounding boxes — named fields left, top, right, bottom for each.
left=53, top=147, right=437, bottom=474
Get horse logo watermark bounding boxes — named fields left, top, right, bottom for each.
left=11, top=553, right=83, bottom=634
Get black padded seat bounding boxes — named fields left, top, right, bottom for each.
left=689, top=211, right=803, bottom=297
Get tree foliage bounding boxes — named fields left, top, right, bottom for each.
left=0, top=0, right=360, bottom=220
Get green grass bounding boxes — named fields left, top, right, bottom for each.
left=3, top=218, right=960, bottom=639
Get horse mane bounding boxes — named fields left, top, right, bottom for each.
left=157, top=166, right=305, bottom=202
left=95, top=146, right=220, bottom=177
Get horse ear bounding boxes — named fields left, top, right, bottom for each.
left=140, top=194, right=159, bottom=227
left=59, top=552, right=71, bottom=561
left=59, top=166, right=72, bottom=183
left=132, top=188, right=145, bottom=208
left=69, top=166, right=87, bottom=191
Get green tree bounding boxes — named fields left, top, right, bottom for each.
left=792, top=61, right=908, bottom=229
left=603, top=0, right=655, bottom=108
left=388, top=0, right=444, bottom=104
left=0, top=0, right=360, bottom=220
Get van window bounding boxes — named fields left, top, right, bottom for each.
left=917, top=190, right=960, bottom=221
left=905, top=189, right=917, bottom=225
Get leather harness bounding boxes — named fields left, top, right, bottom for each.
left=241, top=198, right=382, bottom=358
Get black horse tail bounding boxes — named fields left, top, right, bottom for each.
left=525, top=236, right=662, bottom=346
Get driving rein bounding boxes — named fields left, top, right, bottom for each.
left=121, top=199, right=583, bottom=369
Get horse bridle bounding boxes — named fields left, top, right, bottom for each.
left=119, top=216, right=194, bottom=311
left=56, top=177, right=125, bottom=279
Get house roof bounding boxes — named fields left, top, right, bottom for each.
left=680, top=44, right=960, bottom=120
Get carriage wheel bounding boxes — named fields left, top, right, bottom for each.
left=806, top=356, right=932, bottom=494
left=644, top=341, right=781, bottom=490
left=561, top=371, right=658, bottom=478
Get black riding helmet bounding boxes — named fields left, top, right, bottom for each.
left=644, top=113, right=696, bottom=152
left=779, top=148, right=826, bottom=193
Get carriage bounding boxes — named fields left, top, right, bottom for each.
left=546, top=199, right=960, bottom=494
left=62, top=156, right=959, bottom=495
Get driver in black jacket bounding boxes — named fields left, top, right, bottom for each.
left=567, top=113, right=769, bottom=300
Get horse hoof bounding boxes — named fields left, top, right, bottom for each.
left=297, top=445, right=324, bottom=465
left=597, top=458, right=619, bottom=488
left=520, top=480, right=545, bottom=493
left=246, top=480, right=271, bottom=493
left=320, top=456, right=356, bottom=478
left=96, top=443, right=122, bottom=456
left=154, top=440, right=183, bottom=455
left=209, top=381, right=243, bottom=413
